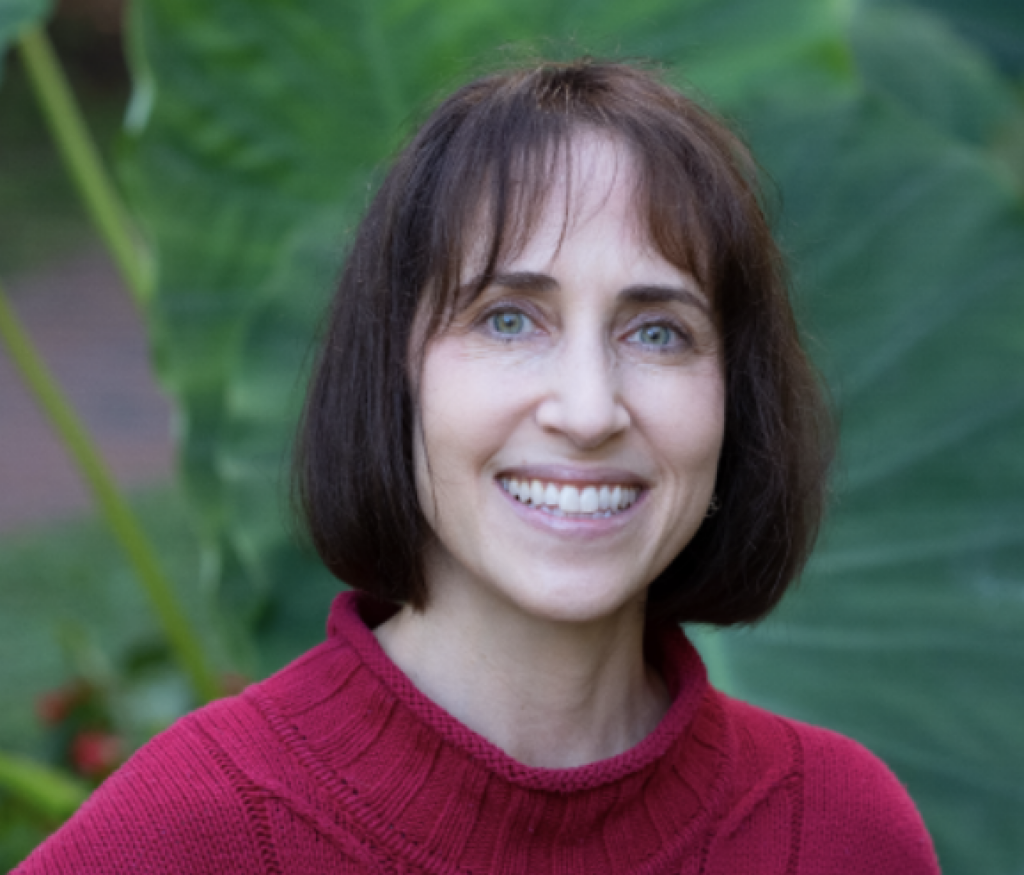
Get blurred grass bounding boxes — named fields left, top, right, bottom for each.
left=0, top=485, right=221, bottom=758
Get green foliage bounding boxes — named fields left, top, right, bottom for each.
left=712, top=46, right=1024, bottom=875
left=0, top=488, right=218, bottom=756
left=0, top=753, right=88, bottom=822
left=900, top=0, right=1024, bottom=76
left=0, top=487, right=217, bottom=865
left=3, top=18, right=218, bottom=709
left=0, top=0, right=57, bottom=277
left=112, top=0, right=1024, bottom=872
left=16, top=27, right=153, bottom=302
left=1, top=0, right=222, bottom=859
left=0, top=57, right=123, bottom=277
left=0, top=273, right=221, bottom=702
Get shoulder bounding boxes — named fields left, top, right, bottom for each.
left=14, top=680, right=293, bottom=874
left=791, top=716, right=941, bottom=874
left=713, top=693, right=940, bottom=875
left=15, top=697, right=267, bottom=874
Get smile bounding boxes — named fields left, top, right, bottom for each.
left=499, top=477, right=640, bottom=518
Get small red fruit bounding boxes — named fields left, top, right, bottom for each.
left=35, top=681, right=89, bottom=726
left=71, top=731, right=123, bottom=777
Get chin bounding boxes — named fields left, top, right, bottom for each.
left=494, top=566, right=648, bottom=626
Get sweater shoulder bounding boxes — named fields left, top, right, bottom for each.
left=714, top=693, right=940, bottom=875
left=15, top=689, right=279, bottom=874
left=793, top=717, right=941, bottom=874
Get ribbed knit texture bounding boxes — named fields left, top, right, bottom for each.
left=17, top=592, right=941, bottom=874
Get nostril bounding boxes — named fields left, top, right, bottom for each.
left=534, top=390, right=630, bottom=448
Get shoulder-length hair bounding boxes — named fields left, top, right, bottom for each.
left=293, top=58, right=833, bottom=626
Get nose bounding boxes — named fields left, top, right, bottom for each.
left=534, top=333, right=630, bottom=449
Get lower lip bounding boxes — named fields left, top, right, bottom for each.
left=495, top=482, right=647, bottom=539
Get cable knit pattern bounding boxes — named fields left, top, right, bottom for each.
left=16, top=592, right=941, bottom=874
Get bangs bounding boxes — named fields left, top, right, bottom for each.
left=409, top=68, right=729, bottom=342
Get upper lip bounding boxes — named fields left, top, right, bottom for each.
left=495, top=464, right=650, bottom=489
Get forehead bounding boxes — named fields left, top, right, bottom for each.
left=460, top=132, right=653, bottom=274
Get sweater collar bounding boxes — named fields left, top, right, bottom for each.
left=328, top=590, right=713, bottom=792
left=272, top=590, right=731, bottom=873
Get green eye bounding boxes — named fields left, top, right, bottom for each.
left=636, top=324, right=676, bottom=346
left=490, top=311, right=531, bottom=336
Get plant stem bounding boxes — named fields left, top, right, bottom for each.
left=0, top=751, right=89, bottom=822
left=0, top=284, right=220, bottom=703
left=16, top=24, right=152, bottom=304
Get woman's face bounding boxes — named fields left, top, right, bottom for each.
left=413, top=134, right=725, bottom=625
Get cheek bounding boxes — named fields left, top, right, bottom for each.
left=627, top=368, right=726, bottom=470
left=415, top=341, right=531, bottom=498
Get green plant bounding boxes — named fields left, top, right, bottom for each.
left=0, top=48, right=124, bottom=276
left=0, top=0, right=221, bottom=850
left=0, top=3, right=219, bottom=703
left=0, top=485, right=212, bottom=868
left=0, top=487, right=215, bottom=755
left=122, top=0, right=1024, bottom=872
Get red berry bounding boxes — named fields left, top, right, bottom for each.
left=35, top=682, right=88, bottom=726
left=71, top=731, right=123, bottom=777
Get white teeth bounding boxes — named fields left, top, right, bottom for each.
left=559, top=486, right=580, bottom=513
left=501, top=478, right=640, bottom=516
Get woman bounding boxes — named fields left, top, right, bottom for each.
left=18, top=60, right=940, bottom=874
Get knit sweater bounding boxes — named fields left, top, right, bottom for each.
left=18, top=592, right=940, bottom=874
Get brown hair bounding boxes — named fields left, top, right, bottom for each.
left=293, top=58, right=833, bottom=626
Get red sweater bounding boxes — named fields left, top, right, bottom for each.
left=18, top=592, right=940, bottom=874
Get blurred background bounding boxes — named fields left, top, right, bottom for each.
left=1, top=0, right=1022, bottom=871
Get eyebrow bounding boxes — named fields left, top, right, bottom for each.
left=487, top=271, right=559, bottom=293
left=619, top=284, right=711, bottom=315
left=481, top=271, right=711, bottom=315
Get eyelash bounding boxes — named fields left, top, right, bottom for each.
left=480, top=304, right=540, bottom=340
left=626, top=320, right=692, bottom=352
left=478, top=304, right=693, bottom=352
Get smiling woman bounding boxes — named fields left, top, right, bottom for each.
left=16, top=60, right=940, bottom=875
left=410, top=134, right=725, bottom=629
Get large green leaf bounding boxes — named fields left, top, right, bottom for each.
left=125, top=0, right=1024, bottom=871
left=851, top=3, right=1023, bottom=150
left=899, top=0, right=1024, bottom=77
left=708, top=6, right=1024, bottom=872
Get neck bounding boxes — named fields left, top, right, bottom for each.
left=374, top=578, right=669, bottom=769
